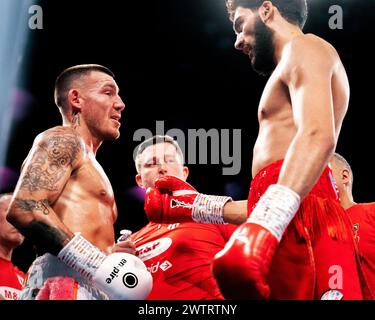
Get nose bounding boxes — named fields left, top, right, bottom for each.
left=234, top=33, right=244, bottom=51
left=114, top=95, right=125, bottom=112
left=158, top=161, right=168, bottom=174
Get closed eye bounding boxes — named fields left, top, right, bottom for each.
left=144, top=159, right=160, bottom=167
left=234, top=17, right=244, bottom=34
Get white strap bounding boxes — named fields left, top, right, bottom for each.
left=57, top=233, right=107, bottom=281
left=192, top=194, right=232, bottom=224
left=247, top=184, right=300, bottom=241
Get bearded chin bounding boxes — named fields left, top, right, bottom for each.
left=251, top=17, right=276, bottom=77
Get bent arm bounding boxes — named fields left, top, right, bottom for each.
left=278, top=40, right=342, bottom=199
left=6, top=127, right=82, bottom=255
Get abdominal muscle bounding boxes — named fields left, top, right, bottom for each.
left=52, top=187, right=116, bottom=253
left=252, top=118, right=296, bottom=178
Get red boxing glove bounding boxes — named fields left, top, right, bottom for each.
left=212, top=223, right=278, bottom=299
left=212, top=184, right=300, bottom=299
left=144, top=175, right=232, bottom=224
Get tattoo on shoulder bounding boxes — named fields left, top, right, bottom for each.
left=21, top=129, right=82, bottom=193
left=15, top=198, right=50, bottom=215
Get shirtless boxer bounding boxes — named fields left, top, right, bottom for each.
left=144, top=1, right=368, bottom=299
left=6, top=64, right=152, bottom=300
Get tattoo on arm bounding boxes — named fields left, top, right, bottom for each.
left=15, top=198, right=50, bottom=215
left=21, top=131, right=81, bottom=193
left=20, top=221, right=71, bottom=255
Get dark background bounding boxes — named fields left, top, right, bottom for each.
left=2, top=0, right=374, bottom=272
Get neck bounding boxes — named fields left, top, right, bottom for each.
left=63, top=117, right=102, bottom=155
left=0, top=245, right=13, bottom=261
left=270, top=20, right=304, bottom=63
left=340, top=190, right=356, bottom=210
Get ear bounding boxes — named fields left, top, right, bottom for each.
left=68, top=89, right=82, bottom=113
left=258, top=1, right=274, bottom=23
left=182, top=166, right=189, bottom=181
left=135, top=174, right=144, bottom=188
left=342, top=169, right=350, bottom=186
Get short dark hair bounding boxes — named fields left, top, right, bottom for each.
left=225, top=0, right=308, bottom=29
left=54, top=64, right=115, bottom=112
left=134, top=135, right=184, bottom=173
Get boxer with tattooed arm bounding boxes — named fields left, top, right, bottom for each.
left=6, top=64, right=151, bottom=300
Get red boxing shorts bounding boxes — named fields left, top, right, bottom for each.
left=247, top=159, right=369, bottom=300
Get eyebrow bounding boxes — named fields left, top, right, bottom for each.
left=142, top=153, right=178, bottom=163
left=164, top=153, right=176, bottom=158
left=143, top=156, right=158, bottom=163
left=102, top=83, right=119, bottom=93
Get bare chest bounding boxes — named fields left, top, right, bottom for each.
left=258, top=71, right=291, bottom=121
left=71, top=156, right=116, bottom=206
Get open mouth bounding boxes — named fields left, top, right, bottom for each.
left=110, top=115, right=121, bottom=126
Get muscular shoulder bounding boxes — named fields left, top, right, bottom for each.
left=32, top=126, right=85, bottom=168
left=280, top=34, right=339, bottom=82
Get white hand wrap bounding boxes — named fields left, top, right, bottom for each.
left=192, top=194, right=232, bottom=224
left=247, top=184, right=301, bottom=242
left=57, top=233, right=107, bottom=281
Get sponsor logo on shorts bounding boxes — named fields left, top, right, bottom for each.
left=136, top=238, right=172, bottom=262
left=321, top=289, right=344, bottom=300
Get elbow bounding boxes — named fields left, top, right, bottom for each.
left=6, top=203, right=19, bottom=227
left=318, top=132, right=336, bottom=156
left=6, top=201, right=30, bottom=231
left=300, top=128, right=336, bottom=156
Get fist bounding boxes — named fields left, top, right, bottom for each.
left=92, top=253, right=153, bottom=300
left=144, top=175, right=198, bottom=223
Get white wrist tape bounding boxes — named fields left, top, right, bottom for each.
left=192, top=194, right=232, bottom=224
left=247, top=184, right=301, bottom=241
left=57, top=233, right=107, bottom=281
